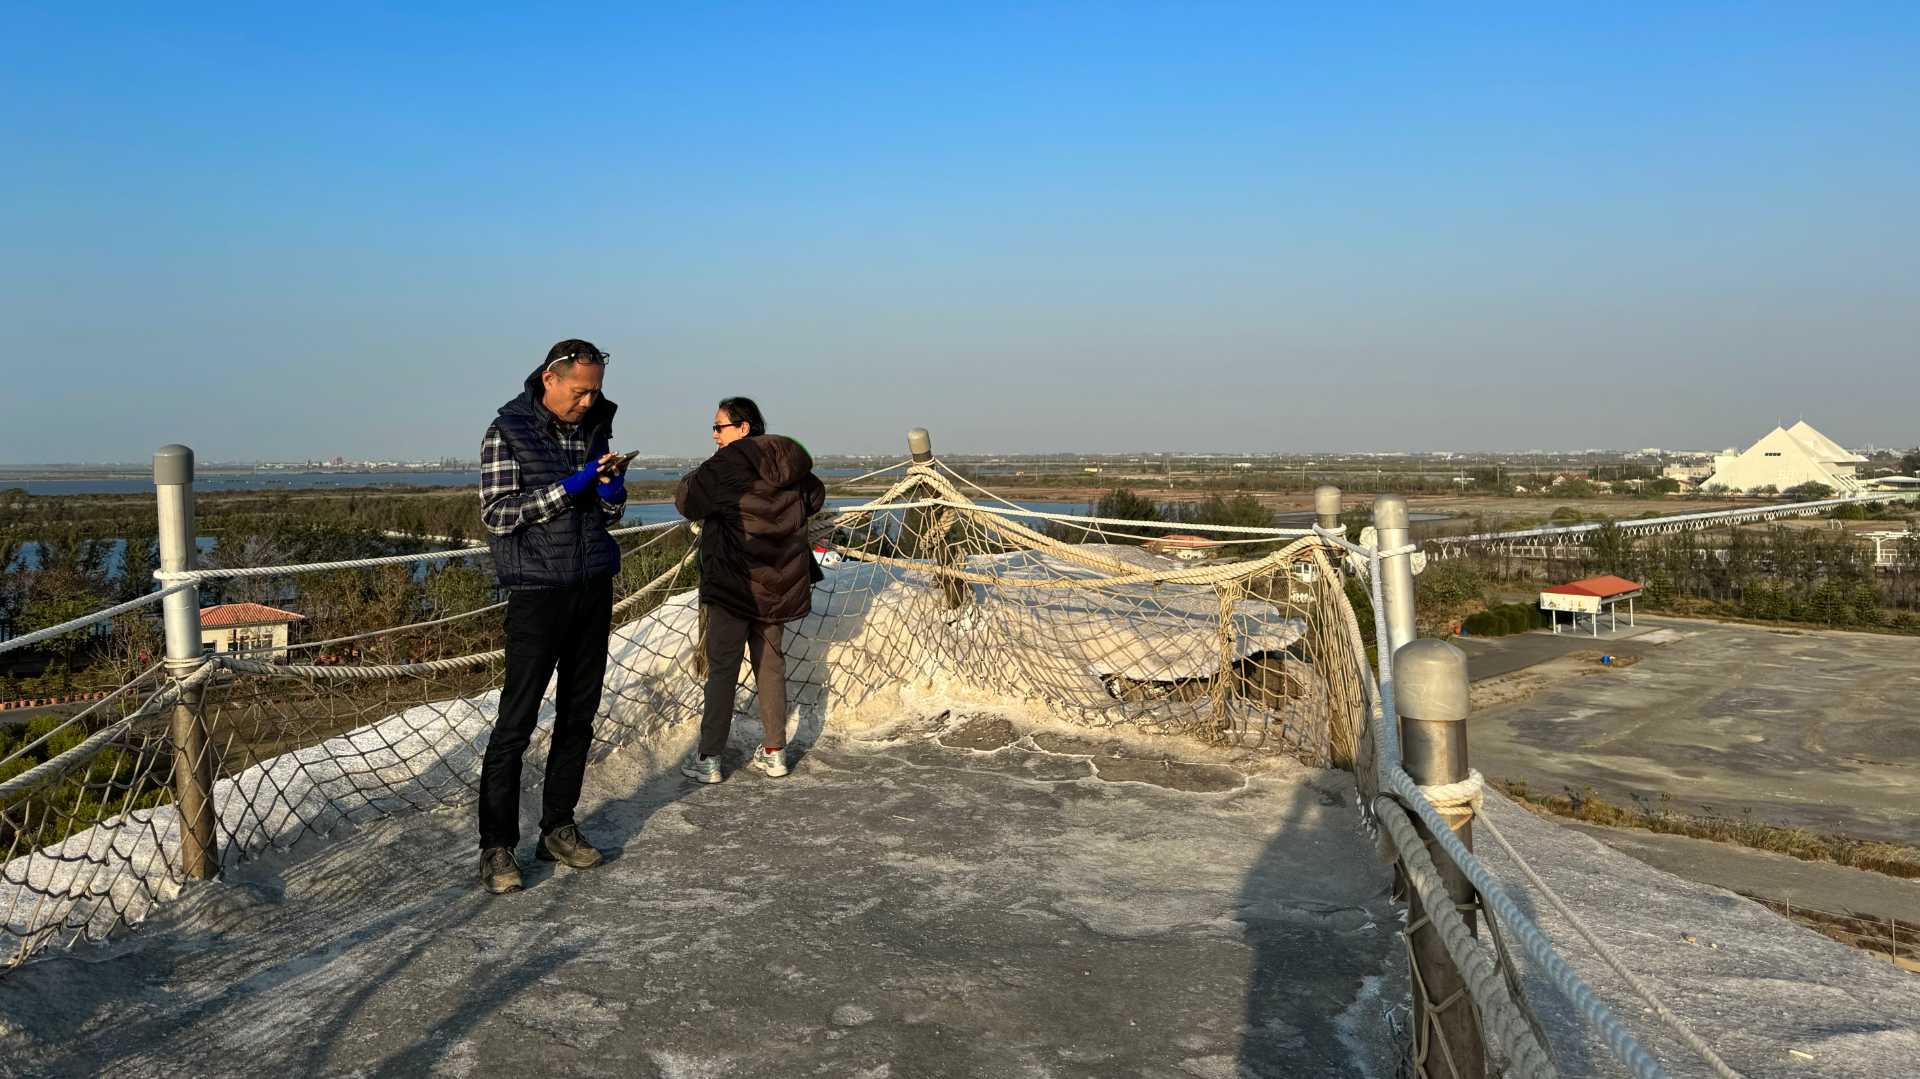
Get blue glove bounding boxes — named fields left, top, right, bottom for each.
left=560, top=459, right=601, bottom=497
left=597, top=473, right=625, bottom=501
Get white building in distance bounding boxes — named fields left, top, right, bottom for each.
left=199, top=603, right=305, bottom=660
left=1701, top=421, right=1865, bottom=494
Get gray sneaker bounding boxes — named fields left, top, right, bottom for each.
left=480, top=846, right=522, bottom=895
left=681, top=754, right=723, bottom=784
left=748, top=745, right=790, bottom=778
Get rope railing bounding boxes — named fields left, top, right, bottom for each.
left=944, top=502, right=1308, bottom=537
left=213, top=545, right=704, bottom=681
left=0, top=662, right=211, bottom=802
left=0, top=660, right=167, bottom=771
left=1383, top=766, right=1666, bottom=1078
left=831, top=457, right=915, bottom=487
left=150, top=503, right=947, bottom=584
left=1374, top=795, right=1558, bottom=1076
left=143, top=485, right=1301, bottom=590
left=0, top=583, right=197, bottom=657
left=152, top=545, right=492, bottom=583
left=222, top=522, right=698, bottom=660
left=6, top=465, right=1362, bottom=968
left=1336, top=522, right=1689, bottom=1079
left=1477, top=810, right=1745, bottom=1079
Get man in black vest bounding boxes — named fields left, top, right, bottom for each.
left=475, top=338, right=628, bottom=894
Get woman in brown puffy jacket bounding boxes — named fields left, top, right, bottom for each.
left=674, top=397, right=827, bottom=783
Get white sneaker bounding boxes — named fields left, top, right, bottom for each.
left=681, top=755, right=723, bottom=784
left=748, top=746, right=790, bottom=778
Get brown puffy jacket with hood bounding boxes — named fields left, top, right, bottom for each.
left=674, top=434, right=828, bottom=623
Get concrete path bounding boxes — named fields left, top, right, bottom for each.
left=0, top=713, right=1402, bottom=1079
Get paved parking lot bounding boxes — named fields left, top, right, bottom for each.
left=1461, top=618, right=1920, bottom=845
left=1452, top=627, right=1649, bottom=682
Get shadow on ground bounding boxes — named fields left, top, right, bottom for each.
left=1, top=713, right=1402, bottom=1079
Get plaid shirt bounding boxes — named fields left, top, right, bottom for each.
left=479, top=421, right=626, bottom=537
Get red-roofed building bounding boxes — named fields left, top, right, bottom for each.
left=1146, top=533, right=1223, bottom=561
left=199, top=603, right=305, bottom=660
left=1539, top=576, right=1642, bottom=637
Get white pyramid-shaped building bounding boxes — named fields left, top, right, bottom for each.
left=1702, top=421, right=1864, bottom=494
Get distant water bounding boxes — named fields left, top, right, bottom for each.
left=11, top=495, right=1435, bottom=578
left=8, top=537, right=218, bottom=579
left=1270, top=509, right=1450, bottom=525
left=5, top=502, right=1099, bottom=577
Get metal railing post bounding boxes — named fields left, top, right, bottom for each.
left=907, top=427, right=933, bottom=463
left=1314, top=484, right=1345, bottom=587
left=1396, top=637, right=1485, bottom=1077
left=1313, top=484, right=1343, bottom=534
left=154, top=444, right=217, bottom=879
left=1374, top=494, right=1418, bottom=657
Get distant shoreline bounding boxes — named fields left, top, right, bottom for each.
left=0, top=466, right=485, bottom=481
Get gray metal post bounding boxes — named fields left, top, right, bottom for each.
left=1395, top=637, right=1485, bottom=1078
left=1373, top=495, right=1417, bottom=657
left=1313, top=485, right=1342, bottom=532
left=908, top=427, right=933, bottom=463
left=154, top=445, right=217, bottom=879
left=1314, top=486, right=1345, bottom=582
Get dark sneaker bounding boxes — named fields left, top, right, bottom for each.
left=480, top=846, right=523, bottom=894
left=537, top=823, right=605, bottom=869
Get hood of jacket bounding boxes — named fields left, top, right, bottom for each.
left=728, top=434, right=812, bottom=490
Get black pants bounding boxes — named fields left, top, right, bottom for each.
left=698, top=604, right=787, bottom=759
left=478, top=577, right=612, bottom=850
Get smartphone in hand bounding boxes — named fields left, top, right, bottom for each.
left=600, top=451, right=640, bottom=474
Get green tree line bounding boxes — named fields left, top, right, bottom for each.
left=1500, top=522, right=1920, bottom=631
left=2, top=486, right=696, bottom=695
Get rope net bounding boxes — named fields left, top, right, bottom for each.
left=1, top=464, right=1364, bottom=966
left=2, top=462, right=1717, bottom=1079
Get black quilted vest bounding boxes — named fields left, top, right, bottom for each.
left=486, top=369, right=621, bottom=589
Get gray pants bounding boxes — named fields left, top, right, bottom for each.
left=698, top=604, right=787, bottom=758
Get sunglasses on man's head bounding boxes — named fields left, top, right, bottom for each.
left=545, top=350, right=611, bottom=373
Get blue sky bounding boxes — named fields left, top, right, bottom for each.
left=2, top=4, right=1916, bottom=461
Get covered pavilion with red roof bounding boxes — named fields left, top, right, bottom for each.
left=1539, top=575, right=1642, bottom=637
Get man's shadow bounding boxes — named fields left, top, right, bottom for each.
left=1232, top=779, right=1401, bottom=1077
left=1235, top=784, right=1594, bottom=1078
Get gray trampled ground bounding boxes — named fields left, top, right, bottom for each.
left=0, top=713, right=1404, bottom=1079
left=1479, top=791, right=1920, bottom=1079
